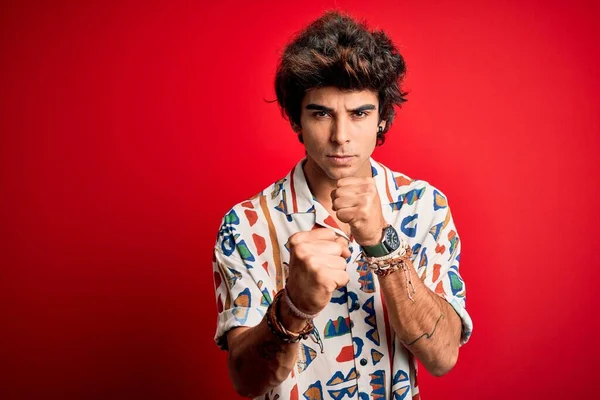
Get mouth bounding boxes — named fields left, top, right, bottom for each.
left=327, top=155, right=355, bottom=165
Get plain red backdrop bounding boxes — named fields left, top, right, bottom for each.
left=2, top=0, right=599, bottom=399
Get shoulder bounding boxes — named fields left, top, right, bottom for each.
left=215, top=174, right=289, bottom=241
left=375, top=163, right=453, bottom=238
left=219, top=175, right=288, bottom=223
left=376, top=160, right=450, bottom=206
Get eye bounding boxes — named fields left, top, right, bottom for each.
left=352, top=110, right=369, bottom=118
left=312, top=111, right=330, bottom=118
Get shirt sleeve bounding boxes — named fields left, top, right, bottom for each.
left=212, top=210, right=269, bottom=351
left=412, top=188, right=473, bottom=345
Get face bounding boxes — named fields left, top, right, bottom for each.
left=298, top=86, right=384, bottom=182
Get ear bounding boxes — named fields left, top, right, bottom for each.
left=291, top=122, right=304, bottom=143
left=378, top=120, right=387, bottom=132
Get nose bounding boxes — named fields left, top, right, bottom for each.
left=330, top=118, right=350, bottom=145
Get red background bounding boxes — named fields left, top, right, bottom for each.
left=2, top=0, right=599, bottom=399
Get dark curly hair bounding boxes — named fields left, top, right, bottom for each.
left=274, top=11, right=407, bottom=145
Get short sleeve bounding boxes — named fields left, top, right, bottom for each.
left=413, top=189, right=473, bottom=345
left=212, top=213, right=269, bottom=350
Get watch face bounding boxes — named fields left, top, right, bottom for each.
left=383, top=226, right=400, bottom=251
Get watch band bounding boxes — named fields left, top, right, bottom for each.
left=362, top=241, right=389, bottom=257
left=362, top=225, right=398, bottom=257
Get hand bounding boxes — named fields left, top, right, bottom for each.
left=285, top=228, right=351, bottom=316
left=332, top=177, right=387, bottom=246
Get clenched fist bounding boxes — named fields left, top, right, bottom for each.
left=332, top=177, right=387, bottom=246
left=284, top=228, right=351, bottom=316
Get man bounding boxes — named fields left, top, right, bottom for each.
left=212, top=11, right=472, bottom=400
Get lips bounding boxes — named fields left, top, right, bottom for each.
left=327, top=155, right=355, bottom=165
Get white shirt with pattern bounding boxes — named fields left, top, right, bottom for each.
left=213, top=158, right=473, bottom=400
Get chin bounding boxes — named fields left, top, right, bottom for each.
left=306, top=154, right=366, bottom=180
left=323, top=165, right=360, bottom=180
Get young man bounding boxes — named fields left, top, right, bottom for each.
left=212, top=11, right=472, bottom=399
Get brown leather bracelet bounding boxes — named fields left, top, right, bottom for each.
left=266, top=289, right=314, bottom=343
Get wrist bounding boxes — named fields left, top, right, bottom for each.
left=265, top=290, right=314, bottom=344
left=360, top=236, right=383, bottom=247
left=358, top=220, right=388, bottom=247
left=362, top=221, right=401, bottom=258
left=279, top=293, right=313, bottom=332
left=284, top=282, right=319, bottom=316
left=284, top=288, right=319, bottom=319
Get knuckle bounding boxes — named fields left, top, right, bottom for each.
left=305, top=255, right=320, bottom=270
left=331, top=241, right=343, bottom=253
left=313, top=228, right=330, bottom=239
left=326, top=228, right=337, bottom=238
left=342, top=272, right=350, bottom=285
left=327, top=282, right=337, bottom=293
left=316, top=272, right=331, bottom=288
left=288, top=233, right=302, bottom=247
left=293, top=243, right=309, bottom=259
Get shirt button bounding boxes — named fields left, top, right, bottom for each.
left=352, top=303, right=360, bottom=311
left=360, top=358, right=368, bottom=366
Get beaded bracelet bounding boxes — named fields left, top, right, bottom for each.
left=284, top=288, right=319, bottom=320
left=266, top=289, right=314, bottom=343
left=363, top=245, right=416, bottom=302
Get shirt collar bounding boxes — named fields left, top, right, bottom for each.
left=276, top=158, right=414, bottom=240
left=280, top=157, right=409, bottom=216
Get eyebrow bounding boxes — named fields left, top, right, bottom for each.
left=305, top=104, right=334, bottom=113
left=305, top=104, right=377, bottom=113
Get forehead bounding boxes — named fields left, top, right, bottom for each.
left=301, top=86, right=379, bottom=108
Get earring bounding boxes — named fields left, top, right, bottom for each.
left=377, top=126, right=383, bottom=134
